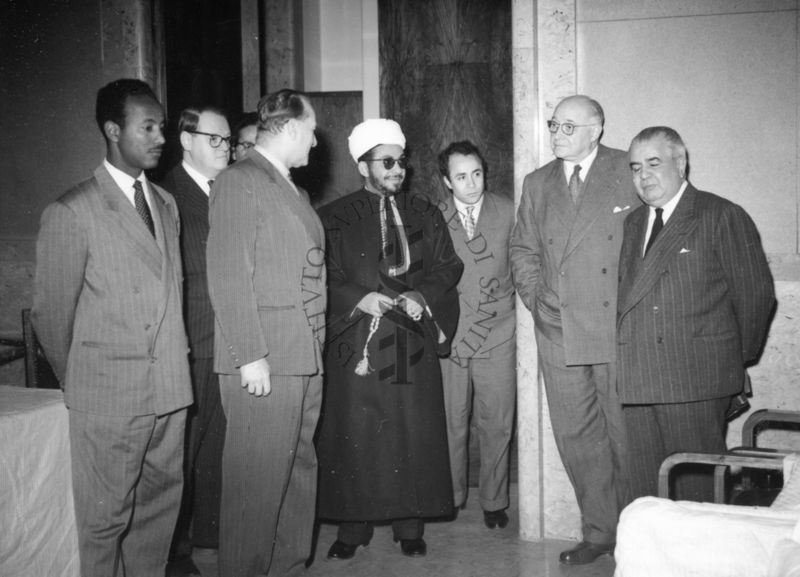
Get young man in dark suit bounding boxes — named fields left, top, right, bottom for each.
left=510, top=95, right=638, bottom=565
left=206, top=89, right=326, bottom=577
left=32, top=78, right=192, bottom=577
left=437, top=140, right=516, bottom=529
left=160, top=105, right=231, bottom=576
left=618, top=126, right=775, bottom=501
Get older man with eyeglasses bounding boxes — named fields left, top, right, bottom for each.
left=510, top=95, right=640, bottom=565
left=159, top=104, right=231, bottom=577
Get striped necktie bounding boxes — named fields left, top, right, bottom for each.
left=133, top=180, right=155, bottom=237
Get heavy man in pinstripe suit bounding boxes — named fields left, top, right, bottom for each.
left=206, top=89, right=326, bottom=577
left=160, top=105, right=231, bottom=574
left=32, top=79, right=192, bottom=577
left=618, top=126, right=775, bottom=501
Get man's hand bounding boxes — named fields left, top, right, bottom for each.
left=356, top=292, right=395, bottom=317
left=239, top=357, right=271, bottom=397
left=397, top=291, right=424, bottom=321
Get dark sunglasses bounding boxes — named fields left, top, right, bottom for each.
left=363, top=156, right=408, bottom=170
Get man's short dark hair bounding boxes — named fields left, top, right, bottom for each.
left=631, top=126, right=687, bottom=162
left=233, top=111, right=259, bottom=139
left=257, top=89, right=311, bottom=135
left=437, top=140, right=488, bottom=179
left=177, top=105, right=227, bottom=135
left=95, top=78, right=158, bottom=134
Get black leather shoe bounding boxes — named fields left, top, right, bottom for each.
left=483, top=509, right=509, bottom=529
left=395, top=537, right=427, bottom=557
left=559, top=541, right=615, bottom=565
left=327, top=540, right=365, bottom=560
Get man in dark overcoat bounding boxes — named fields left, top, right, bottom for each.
left=316, top=119, right=463, bottom=560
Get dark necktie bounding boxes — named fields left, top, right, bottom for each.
left=208, top=179, right=214, bottom=190
left=133, top=180, right=155, bottom=238
left=569, top=164, right=582, bottom=204
left=645, top=207, right=664, bottom=255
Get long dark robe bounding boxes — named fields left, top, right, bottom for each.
left=316, top=188, right=463, bottom=521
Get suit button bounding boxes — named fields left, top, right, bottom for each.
left=657, top=337, right=663, bottom=344
left=144, top=324, right=151, bottom=330
left=133, top=287, right=140, bottom=294
left=150, top=356, right=157, bottom=364
left=548, top=238, right=553, bottom=245
left=653, top=306, right=659, bottom=312
left=603, top=301, right=609, bottom=307
left=560, top=271, right=565, bottom=277
left=608, top=235, right=613, bottom=240
left=601, top=268, right=607, bottom=274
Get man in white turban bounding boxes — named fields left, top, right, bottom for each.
left=316, top=119, right=463, bottom=559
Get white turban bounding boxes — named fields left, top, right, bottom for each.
left=348, top=119, right=406, bottom=163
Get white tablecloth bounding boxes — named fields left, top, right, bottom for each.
left=0, top=386, right=79, bottom=577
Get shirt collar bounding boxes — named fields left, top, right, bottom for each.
left=453, top=193, right=485, bottom=217
left=654, top=180, right=688, bottom=224
left=182, top=160, right=215, bottom=195
left=563, top=144, right=599, bottom=181
left=104, top=158, right=147, bottom=205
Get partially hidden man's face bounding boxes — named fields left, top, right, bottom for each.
left=360, top=144, right=406, bottom=196
left=111, top=94, right=166, bottom=176
left=233, top=124, right=257, bottom=162
left=628, top=135, right=686, bottom=208
left=444, top=153, right=485, bottom=205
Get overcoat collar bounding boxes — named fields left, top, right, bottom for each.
left=562, top=145, right=625, bottom=260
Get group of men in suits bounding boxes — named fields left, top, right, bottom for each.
left=31, top=76, right=775, bottom=576
left=511, top=95, right=775, bottom=565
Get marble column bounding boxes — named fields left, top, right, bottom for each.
left=512, top=0, right=583, bottom=541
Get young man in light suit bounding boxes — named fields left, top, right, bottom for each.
left=510, top=95, right=639, bottom=565
left=206, top=89, right=326, bottom=577
left=618, top=126, right=775, bottom=501
left=437, top=140, right=517, bottom=529
left=32, top=78, right=192, bottom=577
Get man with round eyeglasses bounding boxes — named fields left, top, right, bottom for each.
left=160, top=105, right=231, bottom=576
left=510, top=94, right=639, bottom=565
left=231, top=111, right=258, bottom=162
left=316, top=118, right=462, bottom=561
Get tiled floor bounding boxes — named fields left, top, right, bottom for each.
left=192, top=484, right=616, bottom=577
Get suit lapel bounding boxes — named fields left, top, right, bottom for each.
left=149, top=182, right=179, bottom=342
left=252, top=153, right=325, bottom=248
left=175, top=165, right=210, bottom=220
left=620, top=186, right=698, bottom=315
left=563, top=146, right=620, bottom=259
left=94, top=166, right=162, bottom=278
left=544, top=161, right=577, bottom=231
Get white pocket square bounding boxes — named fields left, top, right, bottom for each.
left=679, top=248, right=691, bottom=254
left=613, top=205, right=630, bottom=213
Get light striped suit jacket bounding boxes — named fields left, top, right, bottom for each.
left=32, top=164, right=192, bottom=416
left=206, top=151, right=327, bottom=377
left=617, top=185, right=775, bottom=404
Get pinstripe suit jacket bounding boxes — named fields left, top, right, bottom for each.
left=617, top=185, right=775, bottom=404
left=160, top=164, right=214, bottom=359
left=510, top=145, right=640, bottom=365
left=32, top=164, right=192, bottom=416
left=206, top=150, right=326, bottom=377
left=440, top=193, right=516, bottom=362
